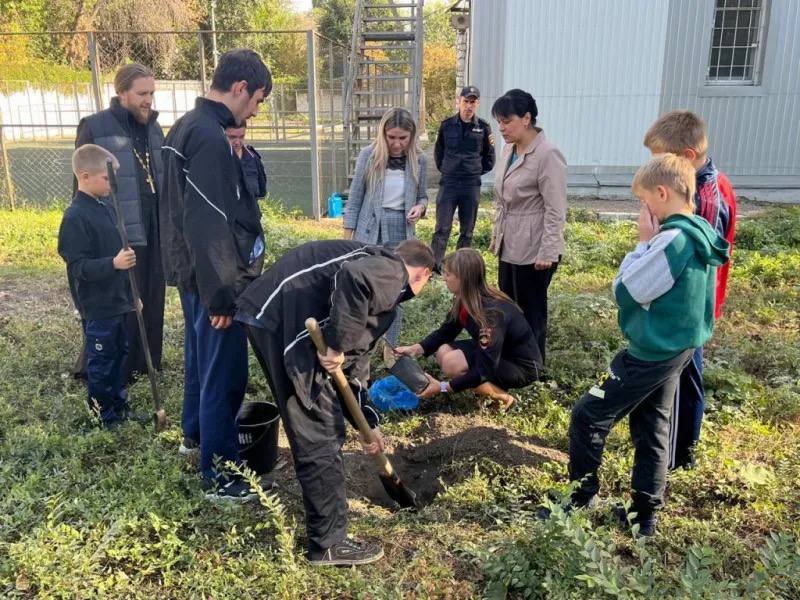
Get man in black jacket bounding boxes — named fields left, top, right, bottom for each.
left=73, top=63, right=165, bottom=384
left=160, top=49, right=271, bottom=501
left=226, top=123, right=268, bottom=200
left=430, top=85, right=495, bottom=271
left=236, top=239, right=435, bottom=566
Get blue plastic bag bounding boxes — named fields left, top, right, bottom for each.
left=369, top=375, right=420, bottom=412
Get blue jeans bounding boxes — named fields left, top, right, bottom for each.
left=180, top=291, right=248, bottom=480
left=84, top=315, right=129, bottom=425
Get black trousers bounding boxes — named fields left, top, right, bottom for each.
left=246, top=326, right=373, bottom=554
left=430, top=183, right=482, bottom=269
left=124, top=198, right=165, bottom=381
left=498, top=259, right=558, bottom=364
left=72, top=199, right=165, bottom=383
left=568, top=349, right=693, bottom=515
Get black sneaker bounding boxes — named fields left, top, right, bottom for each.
left=179, top=437, right=200, bottom=456
left=203, top=478, right=258, bottom=504
left=612, top=504, right=657, bottom=537
left=307, top=538, right=384, bottom=567
left=535, top=494, right=597, bottom=520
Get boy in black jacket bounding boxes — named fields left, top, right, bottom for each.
left=236, top=239, right=435, bottom=567
left=160, top=49, right=272, bottom=501
left=58, top=144, right=137, bottom=427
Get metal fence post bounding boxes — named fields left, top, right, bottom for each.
left=87, top=32, right=104, bottom=112
left=198, top=32, right=208, bottom=94
left=0, top=120, right=17, bottom=210
left=306, top=30, right=321, bottom=220
left=328, top=41, right=338, bottom=194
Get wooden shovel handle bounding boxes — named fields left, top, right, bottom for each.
left=305, top=318, right=395, bottom=477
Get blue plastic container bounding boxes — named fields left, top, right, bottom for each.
left=369, top=375, right=420, bottom=412
left=327, top=193, right=343, bottom=218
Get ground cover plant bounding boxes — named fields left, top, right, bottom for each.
left=1, top=202, right=798, bottom=598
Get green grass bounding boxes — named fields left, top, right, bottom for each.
left=1, top=203, right=799, bottom=598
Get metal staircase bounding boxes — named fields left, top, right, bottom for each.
left=343, top=0, right=425, bottom=181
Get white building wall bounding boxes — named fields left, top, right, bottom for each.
left=471, top=0, right=670, bottom=172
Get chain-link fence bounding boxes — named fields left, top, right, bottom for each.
left=0, top=29, right=348, bottom=217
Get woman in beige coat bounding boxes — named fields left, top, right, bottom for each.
left=490, top=89, right=567, bottom=363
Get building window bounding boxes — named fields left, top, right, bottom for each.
left=707, top=0, right=768, bottom=85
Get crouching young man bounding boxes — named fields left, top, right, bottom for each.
left=235, top=239, right=434, bottom=566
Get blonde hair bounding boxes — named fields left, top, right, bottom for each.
left=365, top=107, right=420, bottom=194
left=114, top=63, right=154, bottom=94
left=72, top=144, right=119, bottom=177
left=643, top=110, right=708, bottom=156
left=632, top=154, right=696, bottom=210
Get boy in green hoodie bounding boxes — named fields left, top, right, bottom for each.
left=565, top=154, right=729, bottom=536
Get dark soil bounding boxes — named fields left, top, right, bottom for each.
left=341, top=413, right=567, bottom=507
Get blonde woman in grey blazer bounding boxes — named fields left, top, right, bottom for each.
left=343, top=107, right=428, bottom=349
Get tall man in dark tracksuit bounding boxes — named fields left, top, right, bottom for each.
left=226, top=123, right=268, bottom=200
left=160, top=49, right=271, bottom=501
left=430, top=85, right=495, bottom=271
left=73, top=63, right=165, bottom=384
left=236, top=239, right=435, bottom=566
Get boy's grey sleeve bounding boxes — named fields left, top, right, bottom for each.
left=613, top=229, right=684, bottom=307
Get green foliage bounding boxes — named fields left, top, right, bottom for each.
left=735, top=207, right=800, bottom=252
left=470, top=496, right=800, bottom=599
left=314, top=0, right=355, bottom=48
left=424, top=0, right=457, bottom=46
left=0, top=204, right=799, bottom=597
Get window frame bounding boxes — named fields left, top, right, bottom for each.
left=705, top=0, right=770, bottom=87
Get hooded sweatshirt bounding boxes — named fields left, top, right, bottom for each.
left=613, top=213, right=730, bottom=361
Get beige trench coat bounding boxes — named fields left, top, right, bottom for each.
left=492, top=129, right=567, bottom=265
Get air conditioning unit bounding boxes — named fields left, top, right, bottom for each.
left=450, top=12, right=469, bottom=30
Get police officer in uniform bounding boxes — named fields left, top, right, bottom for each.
left=226, top=123, right=267, bottom=200
left=430, top=85, right=495, bottom=272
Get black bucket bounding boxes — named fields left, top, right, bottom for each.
left=238, top=401, right=280, bottom=475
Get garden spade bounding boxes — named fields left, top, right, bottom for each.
left=305, top=318, right=418, bottom=509
left=106, top=159, right=168, bottom=433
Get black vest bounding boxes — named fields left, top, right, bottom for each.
left=83, top=101, right=165, bottom=246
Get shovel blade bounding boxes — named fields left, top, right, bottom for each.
left=379, top=472, right=418, bottom=508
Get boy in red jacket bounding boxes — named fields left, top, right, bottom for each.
left=644, top=110, right=737, bottom=469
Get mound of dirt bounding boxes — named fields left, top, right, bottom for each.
left=343, top=413, right=567, bottom=507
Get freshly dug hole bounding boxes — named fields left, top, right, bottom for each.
left=343, top=413, right=567, bottom=507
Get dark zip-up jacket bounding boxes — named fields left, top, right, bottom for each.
left=160, top=98, right=265, bottom=315
left=420, top=294, right=540, bottom=392
left=75, top=97, right=165, bottom=246
left=58, top=191, right=134, bottom=320
left=434, top=114, right=495, bottom=186
left=240, top=145, right=267, bottom=200
left=236, top=240, right=414, bottom=428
